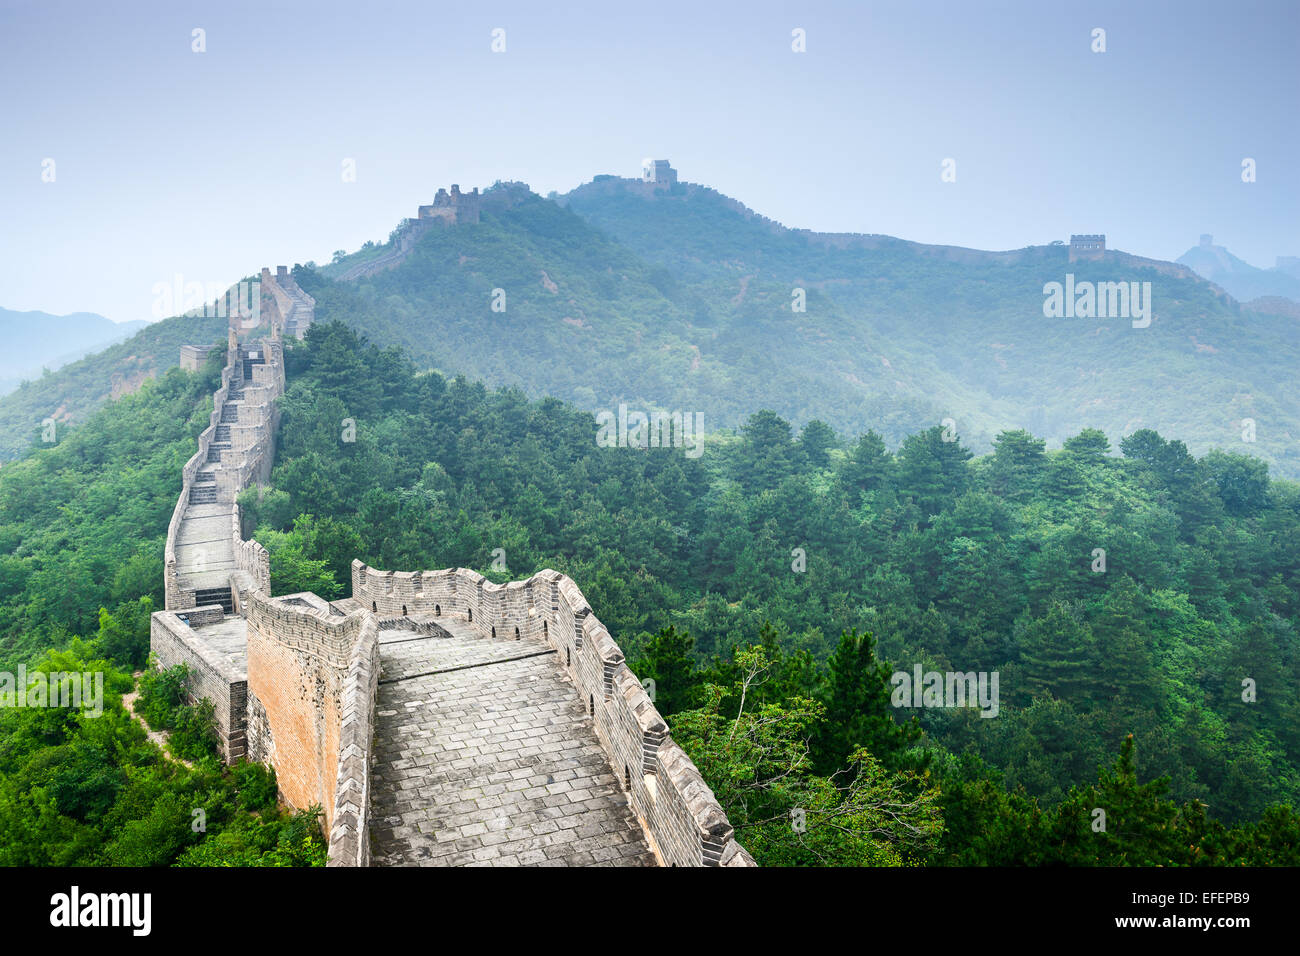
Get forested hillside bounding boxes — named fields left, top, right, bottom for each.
left=235, top=321, right=1299, bottom=864
left=0, top=310, right=227, bottom=461
left=0, top=355, right=324, bottom=866
left=0, top=358, right=224, bottom=666
left=309, top=178, right=1300, bottom=479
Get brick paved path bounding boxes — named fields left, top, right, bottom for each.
left=369, top=620, right=656, bottom=866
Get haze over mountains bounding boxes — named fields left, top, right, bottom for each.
left=0, top=308, right=147, bottom=397
left=1176, top=235, right=1300, bottom=305
left=3, top=173, right=1298, bottom=479
left=314, top=175, right=1300, bottom=477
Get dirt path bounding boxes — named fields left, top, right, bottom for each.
left=123, top=673, right=195, bottom=769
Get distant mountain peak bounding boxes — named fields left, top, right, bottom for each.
left=1177, top=237, right=1300, bottom=305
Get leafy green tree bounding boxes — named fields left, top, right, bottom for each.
left=673, top=647, right=941, bottom=866
left=629, top=626, right=702, bottom=716
left=988, top=429, right=1047, bottom=502
left=796, top=419, right=837, bottom=469
left=841, top=429, right=893, bottom=494
left=895, top=425, right=973, bottom=518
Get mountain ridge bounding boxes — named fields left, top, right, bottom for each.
left=5, top=174, right=1297, bottom=479
left=0, top=307, right=148, bottom=396
left=1177, top=236, right=1300, bottom=304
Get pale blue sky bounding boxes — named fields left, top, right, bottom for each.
left=2, top=0, right=1296, bottom=322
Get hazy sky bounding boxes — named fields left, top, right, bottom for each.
left=2, top=0, right=1296, bottom=323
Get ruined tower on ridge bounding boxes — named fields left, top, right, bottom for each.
left=417, top=184, right=482, bottom=224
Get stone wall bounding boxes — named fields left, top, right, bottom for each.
left=230, top=502, right=271, bottom=612
left=351, top=562, right=756, bottom=866
left=244, top=590, right=380, bottom=847
left=163, top=328, right=283, bottom=611
left=179, top=344, right=217, bottom=371
left=326, top=618, right=380, bottom=867
left=150, top=610, right=248, bottom=760
left=156, top=262, right=750, bottom=865
left=260, top=268, right=315, bottom=339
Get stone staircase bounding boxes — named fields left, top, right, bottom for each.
left=166, top=309, right=285, bottom=614
left=193, top=586, right=234, bottom=615
left=281, top=285, right=313, bottom=338
left=189, top=473, right=218, bottom=505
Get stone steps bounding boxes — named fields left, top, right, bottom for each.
left=189, top=485, right=218, bottom=504
left=192, top=586, right=234, bottom=614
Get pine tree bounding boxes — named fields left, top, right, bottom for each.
left=812, top=628, right=920, bottom=775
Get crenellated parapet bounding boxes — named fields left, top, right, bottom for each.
left=259, top=266, right=315, bottom=339
left=152, top=261, right=751, bottom=866
left=350, top=562, right=755, bottom=867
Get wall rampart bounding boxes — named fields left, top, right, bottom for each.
left=350, top=562, right=755, bottom=866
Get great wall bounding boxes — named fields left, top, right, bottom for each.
left=151, top=264, right=754, bottom=867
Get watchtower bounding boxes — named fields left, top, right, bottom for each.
left=1069, top=234, right=1105, bottom=262
left=641, top=159, right=677, bottom=187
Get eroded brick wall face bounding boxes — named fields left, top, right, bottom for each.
left=245, top=599, right=352, bottom=833
left=150, top=612, right=248, bottom=760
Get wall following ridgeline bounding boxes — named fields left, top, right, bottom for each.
left=259, top=267, right=315, bottom=338
left=162, top=329, right=283, bottom=612
left=156, top=264, right=749, bottom=864
left=351, top=562, right=756, bottom=867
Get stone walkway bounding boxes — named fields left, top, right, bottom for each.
left=369, top=619, right=656, bottom=866
left=174, top=499, right=236, bottom=591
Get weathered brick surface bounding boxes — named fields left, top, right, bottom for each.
left=370, top=626, right=656, bottom=867
left=328, top=617, right=380, bottom=867
left=244, top=592, right=380, bottom=839
left=353, top=562, right=755, bottom=867
left=150, top=611, right=248, bottom=760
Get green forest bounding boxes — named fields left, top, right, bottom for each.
left=229, top=321, right=1297, bottom=865
left=0, top=357, right=325, bottom=866
left=1, top=312, right=1296, bottom=866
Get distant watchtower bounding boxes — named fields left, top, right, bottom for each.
left=1069, top=234, right=1105, bottom=262
left=641, top=159, right=677, bottom=188
left=417, top=184, right=482, bottom=224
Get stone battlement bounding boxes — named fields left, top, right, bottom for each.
left=642, top=159, right=677, bottom=187
left=151, top=269, right=750, bottom=865
left=349, top=562, right=754, bottom=866
left=418, top=183, right=482, bottom=224
left=1069, top=234, right=1106, bottom=262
